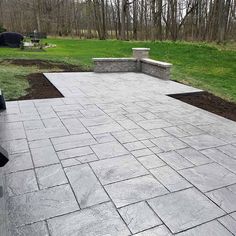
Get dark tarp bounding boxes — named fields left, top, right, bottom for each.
left=0, top=145, right=8, bottom=167
left=0, top=32, right=23, bottom=48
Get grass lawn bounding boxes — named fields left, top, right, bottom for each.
left=0, top=38, right=236, bottom=101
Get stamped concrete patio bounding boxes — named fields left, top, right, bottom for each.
left=1, top=72, right=236, bottom=235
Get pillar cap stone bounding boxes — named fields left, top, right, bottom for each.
left=132, top=48, right=150, bottom=51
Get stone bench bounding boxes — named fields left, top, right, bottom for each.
left=93, top=48, right=172, bottom=80
left=93, top=58, right=137, bottom=73
left=141, top=58, right=172, bottom=80
left=0, top=90, right=6, bottom=110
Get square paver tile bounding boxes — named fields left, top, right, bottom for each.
left=31, top=145, right=59, bottom=167
left=138, top=154, right=165, bottom=169
left=164, top=126, right=188, bottom=137
left=90, top=155, right=148, bottom=185
left=8, top=185, right=78, bottom=226
left=158, top=151, right=194, bottom=170
left=65, top=164, right=109, bottom=208
left=57, top=146, right=93, bottom=160
left=29, top=139, right=51, bottom=149
left=23, top=120, right=44, bottom=130
left=118, top=201, right=162, bottom=234
left=151, top=136, right=187, bottom=152
left=148, top=129, right=169, bottom=138
left=6, top=170, right=38, bottom=196
left=61, top=118, right=87, bottom=134
left=87, top=122, right=124, bottom=135
left=61, top=154, right=98, bottom=167
left=206, top=184, right=236, bottom=213
left=179, top=163, right=236, bottom=192
left=47, top=202, right=130, bottom=236
left=180, top=134, right=226, bottom=150
left=112, top=130, right=137, bottom=143
left=93, top=133, right=116, bottom=143
left=177, top=221, right=233, bottom=236
left=201, top=148, right=236, bottom=174
left=6, top=152, right=33, bottom=173
left=176, top=147, right=211, bottom=166
left=42, top=118, right=64, bottom=128
left=131, top=148, right=153, bottom=157
left=151, top=166, right=192, bottom=192
left=117, top=118, right=140, bottom=130
left=149, top=146, right=163, bottom=154
left=141, top=139, right=156, bottom=148
left=91, top=141, right=128, bottom=159
left=137, top=119, right=171, bottom=130
left=36, top=164, right=67, bottom=189
left=105, top=175, right=168, bottom=208
left=178, top=124, right=204, bottom=136
left=148, top=188, right=224, bottom=233
left=51, top=133, right=97, bottom=151
left=129, top=128, right=153, bottom=140
left=10, top=221, right=49, bottom=236
left=218, top=215, right=236, bottom=235
left=1, top=139, right=29, bottom=155
left=124, top=141, right=146, bottom=151
left=26, top=127, right=68, bottom=141
left=133, top=225, right=172, bottom=236
left=218, top=144, right=236, bottom=159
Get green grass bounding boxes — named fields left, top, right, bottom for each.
left=0, top=38, right=236, bottom=101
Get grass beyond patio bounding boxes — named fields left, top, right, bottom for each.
left=0, top=38, right=236, bottom=102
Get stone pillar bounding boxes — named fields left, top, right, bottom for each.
left=132, top=48, right=150, bottom=59
left=132, top=48, right=150, bottom=71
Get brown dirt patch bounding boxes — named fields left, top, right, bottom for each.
left=3, top=59, right=86, bottom=71
left=169, top=91, right=236, bottom=122
left=3, top=59, right=90, bottom=101
left=17, top=73, right=63, bottom=100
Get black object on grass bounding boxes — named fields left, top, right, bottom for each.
left=0, top=90, right=6, bottom=110
left=0, top=32, right=23, bottom=48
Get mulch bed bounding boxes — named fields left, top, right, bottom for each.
left=169, top=91, right=236, bottom=121
left=18, top=73, right=64, bottom=100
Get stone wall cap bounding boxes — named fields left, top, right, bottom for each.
left=141, top=58, right=172, bottom=67
left=132, top=48, right=150, bottom=51
left=93, top=58, right=137, bottom=62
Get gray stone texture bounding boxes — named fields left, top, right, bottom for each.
left=8, top=185, right=78, bottom=226
left=177, top=221, right=233, bottom=236
left=93, top=58, right=137, bottom=73
left=65, top=164, right=109, bottom=208
left=47, top=202, right=130, bottom=236
left=118, top=201, right=162, bottom=234
left=10, top=221, right=49, bottom=236
left=105, top=175, right=168, bottom=208
left=179, top=163, right=236, bottom=192
left=90, top=155, right=148, bottom=185
left=2, top=71, right=236, bottom=235
left=141, top=59, right=172, bottom=80
left=206, top=184, right=236, bottom=213
left=133, top=225, right=172, bottom=236
left=151, top=166, right=192, bottom=192
left=35, top=164, right=68, bottom=189
left=6, top=170, right=38, bottom=196
left=148, top=188, right=224, bottom=233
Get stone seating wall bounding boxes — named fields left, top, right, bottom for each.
left=93, top=48, right=172, bottom=80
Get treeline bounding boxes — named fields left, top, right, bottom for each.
left=0, top=0, right=236, bottom=42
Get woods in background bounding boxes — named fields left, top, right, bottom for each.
left=0, top=0, right=235, bottom=42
